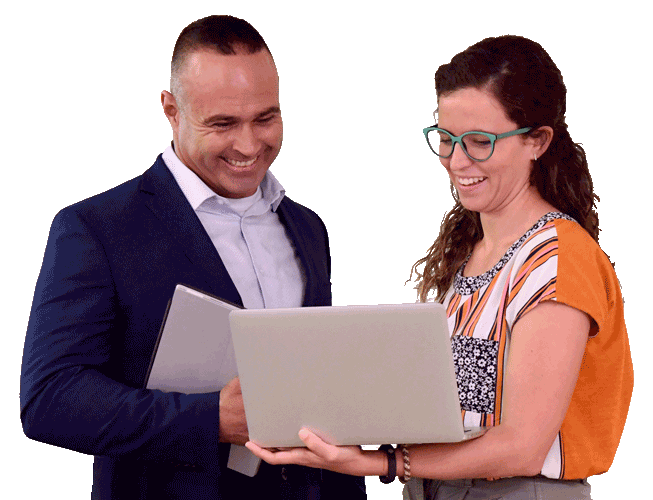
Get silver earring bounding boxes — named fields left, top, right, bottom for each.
left=533, top=153, right=538, bottom=161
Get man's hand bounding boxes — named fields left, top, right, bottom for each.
left=219, top=377, right=249, bottom=445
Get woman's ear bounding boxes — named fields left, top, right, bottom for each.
left=528, top=125, right=554, bottom=159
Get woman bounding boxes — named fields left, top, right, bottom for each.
left=246, top=35, right=633, bottom=499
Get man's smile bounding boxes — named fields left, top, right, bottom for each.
left=223, top=156, right=259, bottom=168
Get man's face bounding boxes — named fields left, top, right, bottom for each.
left=162, top=49, right=282, bottom=198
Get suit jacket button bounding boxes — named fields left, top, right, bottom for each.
left=281, top=467, right=288, bottom=481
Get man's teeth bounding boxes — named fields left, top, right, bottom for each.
left=458, top=177, right=485, bottom=186
left=225, top=157, right=257, bottom=167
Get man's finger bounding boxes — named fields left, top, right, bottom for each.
left=246, top=441, right=306, bottom=466
left=245, top=441, right=276, bottom=462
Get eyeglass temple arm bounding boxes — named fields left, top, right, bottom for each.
left=495, top=127, right=532, bottom=139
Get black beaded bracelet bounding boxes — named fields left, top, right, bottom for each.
left=378, top=444, right=396, bottom=484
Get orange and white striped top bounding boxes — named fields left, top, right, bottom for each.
left=442, top=212, right=633, bottom=479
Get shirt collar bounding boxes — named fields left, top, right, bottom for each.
left=162, top=144, right=286, bottom=213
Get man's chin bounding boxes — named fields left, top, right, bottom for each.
left=218, top=174, right=267, bottom=199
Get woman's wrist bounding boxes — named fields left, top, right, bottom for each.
left=356, top=447, right=411, bottom=479
left=396, top=447, right=405, bottom=478
left=356, top=449, right=391, bottom=477
left=398, top=445, right=411, bottom=483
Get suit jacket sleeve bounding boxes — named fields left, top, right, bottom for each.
left=21, top=206, right=222, bottom=468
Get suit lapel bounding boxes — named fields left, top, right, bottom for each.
left=276, top=199, right=321, bottom=307
left=138, top=156, right=243, bottom=306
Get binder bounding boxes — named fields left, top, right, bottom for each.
left=145, top=283, right=260, bottom=476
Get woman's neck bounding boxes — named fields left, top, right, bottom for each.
left=480, top=187, right=557, bottom=247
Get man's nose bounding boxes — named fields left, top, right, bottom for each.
left=232, top=124, right=259, bottom=157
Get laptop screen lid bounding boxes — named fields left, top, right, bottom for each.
left=230, top=302, right=481, bottom=447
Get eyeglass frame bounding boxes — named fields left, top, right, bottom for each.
left=422, top=125, right=533, bottom=162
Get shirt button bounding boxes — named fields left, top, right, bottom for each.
left=281, top=467, right=288, bottom=481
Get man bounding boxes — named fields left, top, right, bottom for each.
left=21, top=15, right=365, bottom=499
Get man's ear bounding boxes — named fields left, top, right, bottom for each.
left=161, top=90, right=180, bottom=130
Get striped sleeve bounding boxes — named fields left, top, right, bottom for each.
left=504, top=224, right=560, bottom=330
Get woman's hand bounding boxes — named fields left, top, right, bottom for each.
left=245, top=429, right=385, bottom=477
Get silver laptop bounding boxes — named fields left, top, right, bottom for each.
left=230, top=303, right=487, bottom=447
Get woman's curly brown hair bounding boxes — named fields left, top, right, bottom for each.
left=411, top=35, right=599, bottom=303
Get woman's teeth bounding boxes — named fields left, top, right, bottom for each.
left=458, top=177, right=485, bottom=186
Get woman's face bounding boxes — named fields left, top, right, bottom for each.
left=436, top=87, right=538, bottom=216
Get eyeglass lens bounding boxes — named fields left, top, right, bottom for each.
left=428, top=130, right=494, bottom=161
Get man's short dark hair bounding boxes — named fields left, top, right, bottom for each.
left=170, top=15, right=271, bottom=98
left=172, top=15, right=270, bottom=64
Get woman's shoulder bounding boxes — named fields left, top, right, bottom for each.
left=544, top=215, right=622, bottom=336
left=510, top=212, right=608, bottom=264
left=503, top=213, right=622, bottom=337
left=519, top=212, right=576, bottom=248
left=503, top=212, right=574, bottom=272
left=549, top=216, right=613, bottom=271
left=510, top=212, right=614, bottom=284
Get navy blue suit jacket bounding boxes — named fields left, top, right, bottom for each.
left=21, top=155, right=366, bottom=499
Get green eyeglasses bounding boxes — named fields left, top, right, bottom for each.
left=423, top=126, right=532, bottom=162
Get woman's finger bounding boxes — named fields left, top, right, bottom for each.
left=298, top=429, right=339, bottom=462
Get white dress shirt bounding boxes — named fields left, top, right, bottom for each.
left=162, top=145, right=305, bottom=309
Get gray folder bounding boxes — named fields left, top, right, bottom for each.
left=145, top=284, right=260, bottom=476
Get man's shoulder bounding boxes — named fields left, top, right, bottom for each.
left=278, top=196, right=328, bottom=233
left=68, top=175, right=141, bottom=211
left=279, top=195, right=320, bottom=219
left=57, top=155, right=167, bottom=220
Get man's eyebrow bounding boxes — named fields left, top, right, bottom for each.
left=256, top=106, right=281, bottom=117
left=204, top=107, right=281, bottom=124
